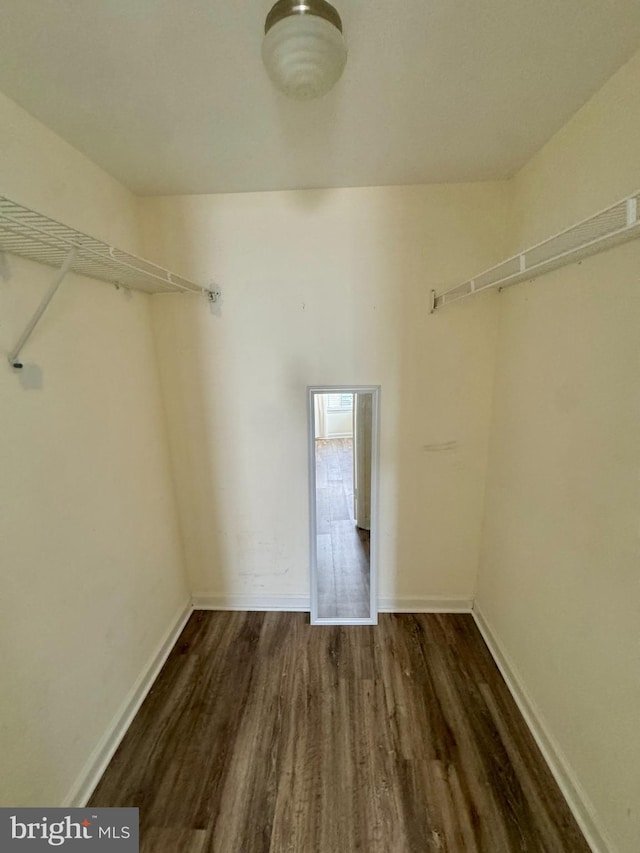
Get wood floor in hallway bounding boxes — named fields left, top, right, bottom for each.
left=315, top=437, right=370, bottom=618
left=89, top=611, right=589, bottom=852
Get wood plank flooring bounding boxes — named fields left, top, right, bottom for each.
left=89, top=612, right=589, bottom=852
left=315, top=438, right=370, bottom=618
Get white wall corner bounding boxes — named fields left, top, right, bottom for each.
left=63, top=599, right=194, bottom=808
left=471, top=603, right=616, bottom=853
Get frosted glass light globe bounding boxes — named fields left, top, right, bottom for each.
left=262, top=5, right=347, bottom=100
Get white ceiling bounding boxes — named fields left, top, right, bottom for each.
left=1, top=1, right=639, bottom=196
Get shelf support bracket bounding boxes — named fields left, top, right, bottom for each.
left=8, top=248, right=76, bottom=368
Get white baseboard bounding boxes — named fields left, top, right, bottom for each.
left=192, top=594, right=311, bottom=612
left=378, top=596, right=473, bottom=613
left=192, top=594, right=474, bottom=614
left=471, top=604, right=614, bottom=853
left=63, top=599, right=193, bottom=808
left=192, top=594, right=473, bottom=614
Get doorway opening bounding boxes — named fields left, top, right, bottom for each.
left=308, top=386, right=379, bottom=625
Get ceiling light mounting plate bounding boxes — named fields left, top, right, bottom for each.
left=264, top=0, right=342, bottom=34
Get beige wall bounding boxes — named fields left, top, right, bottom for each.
left=476, top=49, right=640, bottom=853
left=0, top=91, right=140, bottom=254
left=0, top=93, right=188, bottom=805
left=142, top=183, right=508, bottom=604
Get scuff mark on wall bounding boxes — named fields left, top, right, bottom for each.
left=422, top=441, right=458, bottom=452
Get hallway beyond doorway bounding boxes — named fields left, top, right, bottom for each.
left=315, top=437, right=370, bottom=619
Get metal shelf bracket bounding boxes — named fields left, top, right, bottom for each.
left=205, top=287, right=222, bottom=315
left=8, top=248, right=76, bottom=369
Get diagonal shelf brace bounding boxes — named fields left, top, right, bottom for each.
left=8, top=248, right=76, bottom=368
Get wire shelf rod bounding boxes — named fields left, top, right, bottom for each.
left=431, top=189, right=640, bottom=311
left=0, top=195, right=206, bottom=296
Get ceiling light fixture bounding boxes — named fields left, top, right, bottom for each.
left=262, top=0, right=347, bottom=100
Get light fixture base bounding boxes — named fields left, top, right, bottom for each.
left=265, top=0, right=343, bottom=34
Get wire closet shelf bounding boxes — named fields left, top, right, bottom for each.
left=431, top=190, right=640, bottom=311
left=0, top=194, right=206, bottom=295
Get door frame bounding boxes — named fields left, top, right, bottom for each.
left=307, top=385, right=380, bottom=625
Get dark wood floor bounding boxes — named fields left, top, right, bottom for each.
left=90, top=612, right=589, bottom=852
left=315, top=438, right=370, bottom=618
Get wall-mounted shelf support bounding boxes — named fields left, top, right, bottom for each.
left=432, top=189, right=640, bottom=311
left=0, top=194, right=207, bottom=295
left=9, top=249, right=76, bottom=368
left=0, top=194, right=221, bottom=369
left=0, top=251, right=9, bottom=281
